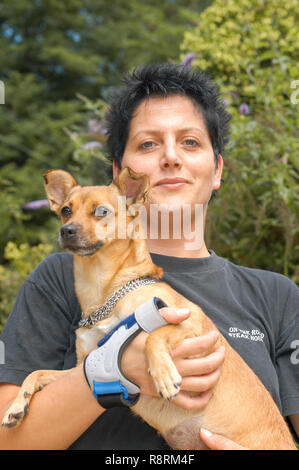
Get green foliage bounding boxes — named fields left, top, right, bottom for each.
left=0, top=0, right=211, bottom=263
left=0, top=0, right=209, bottom=263
left=0, top=242, right=53, bottom=328
left=4, top=241, right=53, bottom=280
left=181, top=0, right=299, bottom=282
left=0, top=0, right=211, bottom=327
left=64, top=94, right=111, bottom=185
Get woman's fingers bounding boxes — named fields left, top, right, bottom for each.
left=174, top=346, right=226, bottom=377
left=200, top=428, right=249, bottom=450
left=171, top=331, right=220, bottom=358
left=179, top=366, right=222, bottom=393
left=168, top=331, right=225, bottom=410
left=171, top=389, right=213, bottom=410
left=122, top=307, right=226, bottom=408
left=158, top=307, right=191, bottom=324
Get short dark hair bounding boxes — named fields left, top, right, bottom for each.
left=104, top=63, right=231, bottom=180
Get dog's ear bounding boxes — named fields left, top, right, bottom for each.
left=43, top=169, right=78, bottom=212
left=113, top=167, right=150, bottom=205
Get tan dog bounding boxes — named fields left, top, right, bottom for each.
left=2, top=168, right=296, bottom=450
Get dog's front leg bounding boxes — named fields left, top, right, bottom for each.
left=146, top=321, right=202, bottom=401
left=2, top=369, right=72, bottom=428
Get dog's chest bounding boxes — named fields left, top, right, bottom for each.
left=75, top=311, right=128, bottom=357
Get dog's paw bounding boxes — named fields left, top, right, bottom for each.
left=2, top=402, right=28, bottom=428
left=149, top=361, right=182, bottom=401
left=1, top=392, right=31, bottom=428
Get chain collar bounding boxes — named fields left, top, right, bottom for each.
left=78, top=277, right=160, bottom=328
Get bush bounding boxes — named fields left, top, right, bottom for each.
left=0, top=242, right=54, bottom=328
left=181, top=0, right=299, bottom=281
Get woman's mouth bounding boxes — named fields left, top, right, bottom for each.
left=155, top=178, right=189, bottom=190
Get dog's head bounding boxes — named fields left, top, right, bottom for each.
left=43, top=167, right=150, bottom=257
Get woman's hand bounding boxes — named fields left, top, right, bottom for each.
left=200, top=428, right=249, bottom=450
left=121, top=307, right=225, bottom=410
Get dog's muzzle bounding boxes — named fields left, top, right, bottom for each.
left=59, top=224, right=103, bottom=256
left=60, top=224, right=77, bottom=240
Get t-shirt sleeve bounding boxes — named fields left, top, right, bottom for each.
left=274, top=275, right=299, bottom=417
left=0, top=254, right=79, bottom=386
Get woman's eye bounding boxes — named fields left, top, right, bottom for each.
left=94, top=206, right=111, bottom=217
left=140, top=141, right=155, bottom=149
left=184, top=139, right=199, bottom=147
left=61, top=206, right=72, bottom=218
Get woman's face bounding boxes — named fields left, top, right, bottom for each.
left=113, top=95, right=223, bottom=213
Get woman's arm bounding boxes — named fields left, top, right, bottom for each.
left=0, top=364, right=105, bottom=450
left=0, top=307, right=225, bottom=449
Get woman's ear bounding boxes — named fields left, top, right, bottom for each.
left=112, top=160, right=120, bottom=180
left=213, top=154, right=224, bottom=191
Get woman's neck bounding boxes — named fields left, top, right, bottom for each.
left=146, top=238, right=210, bottom=258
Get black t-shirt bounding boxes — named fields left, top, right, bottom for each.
left=0, top=251, right=298, bottom=449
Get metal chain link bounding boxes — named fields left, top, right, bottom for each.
left=78, top=277, right=159, bottom=328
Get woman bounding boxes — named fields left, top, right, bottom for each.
left=0, top=63, right=298, bottom=449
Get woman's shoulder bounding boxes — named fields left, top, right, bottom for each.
left=26, top=252, right=77, bottom=307
left=28, top=252, right=74, bottom=283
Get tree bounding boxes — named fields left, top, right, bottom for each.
left=0, top=0, right=212, bottom=324
left=0, top=0, right=212, bottom=259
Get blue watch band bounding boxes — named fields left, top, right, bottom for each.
left=92, top=379, right=140, bottom=408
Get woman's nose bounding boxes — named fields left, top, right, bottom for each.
left=161, top=140, right=182, bottom=169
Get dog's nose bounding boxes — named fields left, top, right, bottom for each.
left=60, top=224, right=77, bottom=239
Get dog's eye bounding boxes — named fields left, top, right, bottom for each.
left=61, top=206, right=72, bottom=218
left=94, top=206, right=111, bottom=217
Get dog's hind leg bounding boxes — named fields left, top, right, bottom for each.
left=2, top=369, right=72, bottom=428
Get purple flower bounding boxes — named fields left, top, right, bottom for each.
left=239, top=103, right=250, bottom=115
left=82, top=141, right=102, bottom=150
left=23, top=199, right=49, bottom=210
left=88, top=120, right=107, bottom=135
left=181, top=53, right=197, bottom=68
